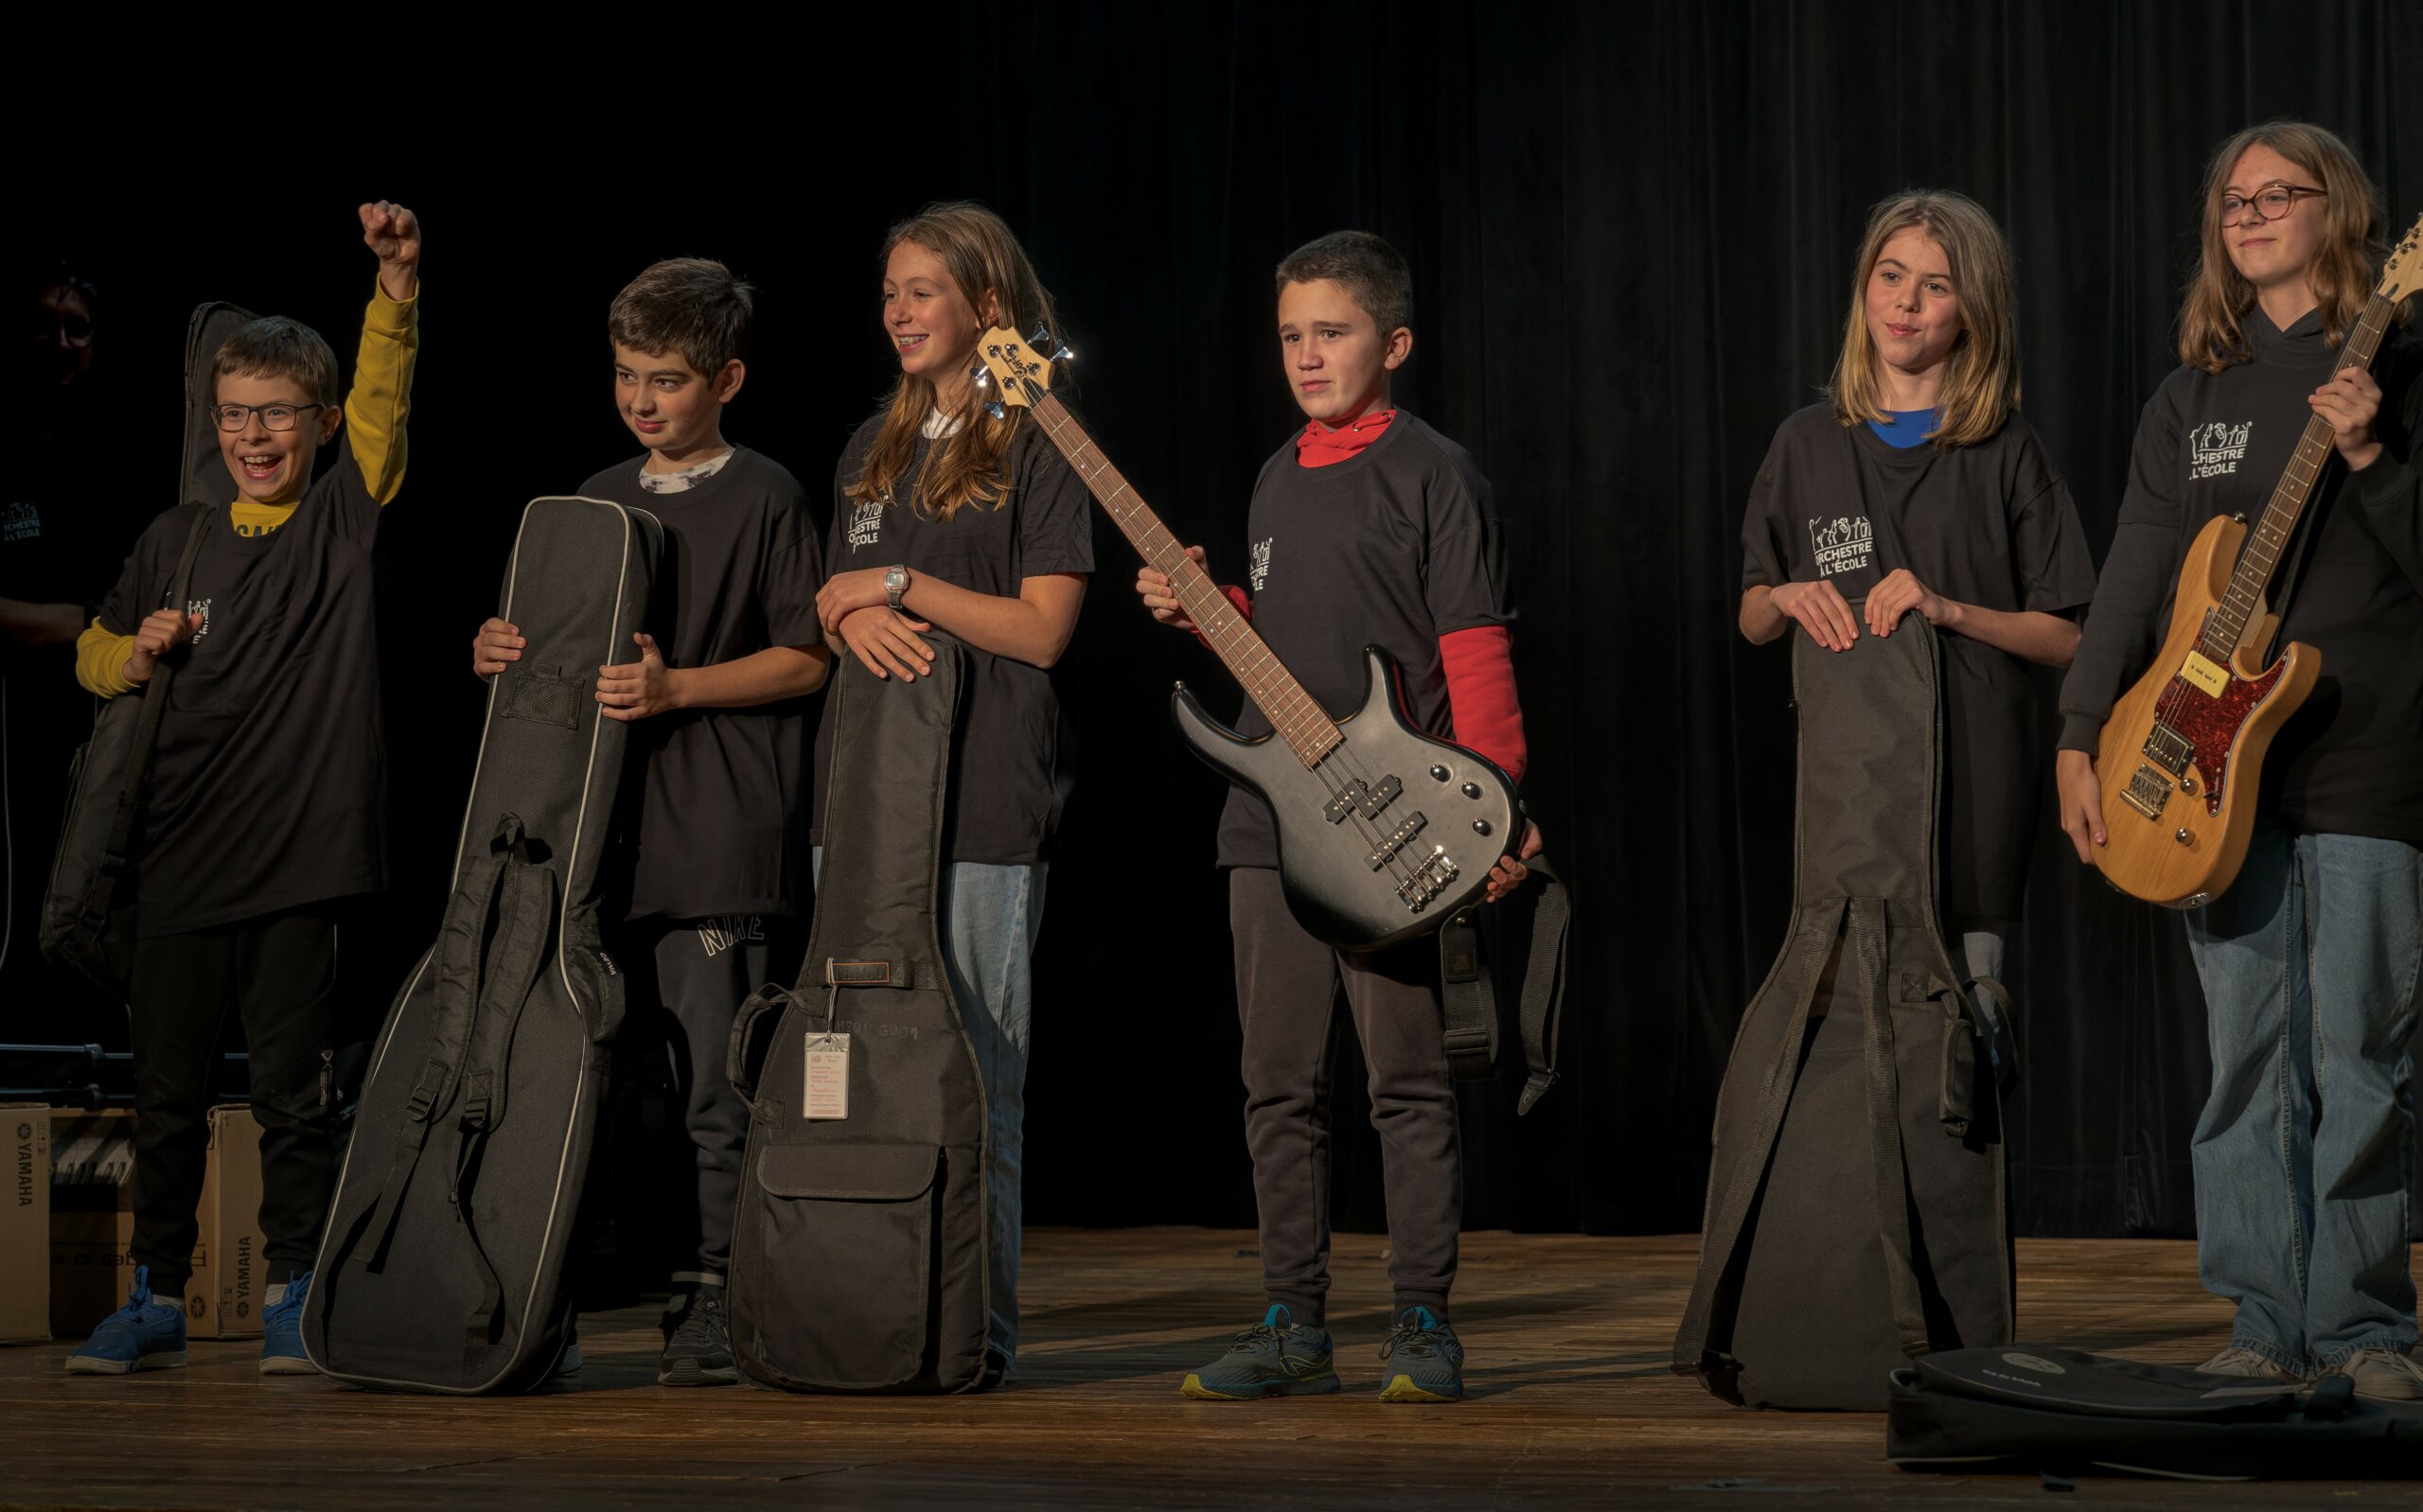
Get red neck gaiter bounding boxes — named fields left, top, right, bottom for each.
left=1295, top=407, right=1398, bottom=467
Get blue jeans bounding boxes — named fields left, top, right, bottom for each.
left=2185, top=818, right=2422, bottom=1370
left=814, top=850, right=1045, bottom=1365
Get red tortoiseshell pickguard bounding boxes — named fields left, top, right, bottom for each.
left=2160, top=659, right=2289, bottom=815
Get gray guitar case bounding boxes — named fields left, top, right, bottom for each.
left=1673, top=610, right=2016, bottom=1411
left=726, top=633, right=991, bottom=1394
left=303, top=496, right=662, bottom=1393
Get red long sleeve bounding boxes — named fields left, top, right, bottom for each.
left=1439, top=624, right=1527, bottom=782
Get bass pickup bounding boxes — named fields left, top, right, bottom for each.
left=1366, top=812, right=1428, bottom=870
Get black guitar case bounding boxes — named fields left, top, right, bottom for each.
left=303, top=495, right=661, bottom=1394
left=1673, top=610, right=2017, bottom=1411
left=1887, top=1345, right=2422, bottom=1479
left=41, top=302, right=252, bottom=997
left=725, top=633, right=991, bottom=1394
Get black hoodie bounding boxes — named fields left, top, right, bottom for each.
left=2058, top=306, right=2423, bottom=845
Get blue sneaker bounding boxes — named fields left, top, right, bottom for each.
left=260, top=1271, right=316, bottom=1377
left=1377, top=1305, right=1464, bottom=1402
left=1179, top=1304, right=1340, bottom=1399
left=65, top=1265, right=187, bottom=1376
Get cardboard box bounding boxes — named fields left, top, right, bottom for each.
left=48, top=1105, right=265, bottom=1340
left=0, top=1105, right=49, bottom=1343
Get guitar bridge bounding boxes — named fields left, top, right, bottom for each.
left=1366, top=812, right=1428, bottom=870
left=2121, top=764, right=2171, bottom=820
left=1322, top=774, right=1404, bottom=825
left=1396, top=848, right=1459, bottom=912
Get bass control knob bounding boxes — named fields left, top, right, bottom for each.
left=1460, top=782, right=1481, bottom=799
left=1473, top=819, right=1492, bottom=836
left=2175, top=829, right=2192, bottom=845
left=1429, top=765, right=1450, bottom=782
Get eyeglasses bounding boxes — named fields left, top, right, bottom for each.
left=2220, top=184, right=2326, bottom=228
left=210, top=401, right=327, bottom=432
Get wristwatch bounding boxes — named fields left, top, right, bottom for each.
left=884, top=565, right=910, bottom=612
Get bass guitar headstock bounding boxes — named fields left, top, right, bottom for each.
left=971, top=325, right=1074, bottom=419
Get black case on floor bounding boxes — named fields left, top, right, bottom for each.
left=303, top=496, right=660, bottom=1394
left=726, top=634, right=992, bottom=1394
left=1888, top=1345, right=2423, bottom=1479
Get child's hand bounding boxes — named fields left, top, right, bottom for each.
left=1483, top=820, right=1544, bottom=904
left=472, top=618, right=522, bottom=680
left=837, top=607, right=935, bottom=681
left=2055, top=748, right=2107, bottom=865
left=597, top=632, right=682, bottom=720
left=122, top=608, right=202, bottom=685
left=1137, top=544, right=1206, bottom=631
left=1865, top=569, right=1955, bottom=638
left=1769, top=579, right=1859, bottom=651
left=359, top=201, right=421, bottom=301
left=817, top=567, right=897, bottom=634
left=2310, top=367, right=2384, bottom=470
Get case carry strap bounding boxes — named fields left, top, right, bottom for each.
left=1440, top=857, right=1573, bottom=1116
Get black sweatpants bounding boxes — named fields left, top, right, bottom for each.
left=127, top=905, right=347, bottom=1292
left=620, top=914, right=799, bottom=1279
left=1230, top=867, right=1460, bottom=1327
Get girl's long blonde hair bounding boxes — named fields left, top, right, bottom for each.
left=848, top=202, right=1061, bottom=522
left=1828, top=190, right=2020, bottom=448
left=2178, top=121, right=2385, bottom=374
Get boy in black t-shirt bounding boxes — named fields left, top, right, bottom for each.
left=64, top=203, right=422, bottom=1379
left=472, top=259, right=829, bottom=1386
left=1138, top=233, right=1539, bottom=1404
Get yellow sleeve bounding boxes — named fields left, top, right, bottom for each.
left=343, top=279, right=418, bottom=506
left=76, top=619, right=138, bottom=699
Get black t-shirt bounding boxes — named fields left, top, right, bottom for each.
left=1742, top=404, right=2096, bottom=918
left=1214, top=413, right=1516, bottom=870
left=2059, top=309, right=2423, bottom=846
left=810, top=415, right=1094, bottom=867
left=576, top=448, right=825, bottom=921
left=98, top=433, right=389, bottom=937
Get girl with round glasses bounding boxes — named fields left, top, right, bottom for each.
left=2057, top=120, right=2423, bottom=1401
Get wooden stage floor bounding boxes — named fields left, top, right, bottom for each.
left=3, top=1231, right=2417, bottom=1510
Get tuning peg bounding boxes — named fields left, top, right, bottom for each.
left=983, top=400, right=1007, bottom=420
left=1052, top=343, right=1077, bottom=367
left=972, top=366, right=993, bottom=393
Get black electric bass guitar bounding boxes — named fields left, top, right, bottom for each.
left=972, top=327, right=1520, bottom=951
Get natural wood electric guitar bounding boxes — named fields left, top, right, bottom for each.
left=969, top=326, right=1519, bottom=951
left=2094, top=214, right=2421, bottom=908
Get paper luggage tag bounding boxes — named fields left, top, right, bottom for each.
left=804, top=1031, right=850, bottom=1120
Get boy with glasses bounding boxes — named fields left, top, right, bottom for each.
left=64, top=203, right=422, bottom=1377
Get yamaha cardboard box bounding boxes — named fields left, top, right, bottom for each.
left=46, top=1105, right=265, bottom=1341
left=1, top=1106, right=49, bottom=1343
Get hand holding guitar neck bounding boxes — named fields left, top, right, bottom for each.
left=1138, top=545, right=1208, bottom=632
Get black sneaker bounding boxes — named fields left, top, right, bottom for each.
left=658, top=1284, right=738, bottom=1386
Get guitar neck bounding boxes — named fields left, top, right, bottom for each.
left=2201, top=292, right=2398, bottom=660
left=1027, top=393, right=1341, bottom=766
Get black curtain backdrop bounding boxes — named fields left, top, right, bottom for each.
left=9, top=2, right=2421, bottom=1243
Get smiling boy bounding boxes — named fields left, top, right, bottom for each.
left=1137, top=231, right=1541, bottom=1404
left=472, top=257, right=828, bottom=1386
left=65, top=202, right=421, bottom=1378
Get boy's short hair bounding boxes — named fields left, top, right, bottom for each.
left=609, top=257, right=754, bottom=378
left=212, top=317, right=340, bottom=406
left=1274, top=231, right=1414, bottom=336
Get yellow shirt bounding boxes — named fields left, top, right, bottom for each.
left=76, top=281, right=418, bottom=697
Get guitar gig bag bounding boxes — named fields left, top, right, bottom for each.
left=42, top=302, right=254, bottom=997
left=1674, top=610, right=2016, bottom=1411
left=303, top=496, right=662, bottom=1393
left=725, top=633, right=991, bottom=1394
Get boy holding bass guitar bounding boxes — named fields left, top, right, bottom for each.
left=2056, top=122, right=2423, bottom=1402
left=1137, top=232, right=1540, bottom=1404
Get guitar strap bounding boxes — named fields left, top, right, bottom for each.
left=1439, top=857, right=1571, bottom=1115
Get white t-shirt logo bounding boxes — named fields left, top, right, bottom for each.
left=846, top=500, right=884, bottom=551
left=1248, top=537, right=1272, bottom=592
left=1808, top=515, right=1872, bottom=578
left=2190, top=421, right=2252, bottom=481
